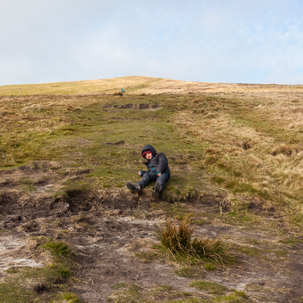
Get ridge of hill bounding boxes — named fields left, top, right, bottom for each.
left=1, top=77, right=303, bottom=303
left=1, top=75, right=303, bottom=97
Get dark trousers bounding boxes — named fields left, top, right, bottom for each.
left=137, top=172, right=170, bottom=190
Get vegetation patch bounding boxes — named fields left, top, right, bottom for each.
left=50, top=292, right=83, bottom=303
left=0, top=237, right=77, bottom=303
left=159, top=219, right=232, bottom=265
left=107, top=283, right=252, bottom=303
left=190, top=280, right=228, bottom=295
left=212, top=290, right=251, bottom=303
left=107, top=283, right=201, bottom=303
left=175, top=266, right=206, bottom=279
left=0, top=283, right=36, bottom=303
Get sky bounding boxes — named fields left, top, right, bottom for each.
left=1, top=0, right=303, bottom=86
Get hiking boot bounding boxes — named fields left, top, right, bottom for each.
left=152, top=183, right=163, bottom=199
left=154, top=183, right=163, bottom=193
left=126, top=182, right=142, bottom=194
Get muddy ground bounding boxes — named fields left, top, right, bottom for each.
left=1, top=161, right=303, bottom=303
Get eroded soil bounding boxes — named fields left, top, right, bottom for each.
left=1, top=162, right=303, bottom=302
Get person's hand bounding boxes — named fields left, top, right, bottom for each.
left=157, top=172, right=161, bottom=176
left=138, top=171, right=142, bottom=176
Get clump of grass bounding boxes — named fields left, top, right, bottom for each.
left=159, top=219, right=231, bottom=264
left=40, top=240, right=75, bottom=285
left=42, top=241, right=75, bottom=261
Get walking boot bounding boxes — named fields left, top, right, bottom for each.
left=152, top=183, right=163, bottom=200
left=126, top=182, right=142, bottom=194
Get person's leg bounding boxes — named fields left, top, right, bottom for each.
left=154, top=173, right=170, bottom=195
left=127, top=172, right=157, bottom=193
left=137, top=172, right=157, bottom=188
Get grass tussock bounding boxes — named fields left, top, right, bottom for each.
left=159, top=219, right=231, bottom=264
left=42, top=241, right=75, bottom=262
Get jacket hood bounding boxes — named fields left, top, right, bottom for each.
left=141, top=145, right=157, bottom=157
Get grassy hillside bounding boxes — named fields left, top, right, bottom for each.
left=1, top=77, right=303, bottom=224
left=0, top=76, right=161, bottom=96
left=1, top=77, right=303, bottom=303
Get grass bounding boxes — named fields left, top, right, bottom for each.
left=0, top=93, right=211, bottom=198
left=107, top=283, right=252, bottom=303
left=212, top=290, right=250, bottom=303
left=0, top=283, right=36, bottom=303
left=0, top=76, right=161, bottom=96
left=0, top=237, right=77, bottom=303
left=50, top=292, right=83, bottom=303
left=3, top=82, right=302, bottom=229
left=107, top=283, right=200, bottom=303
left=190, top=280, right=228, bottom=295
left=1, top=76, right=291, bottom=303
left=173, top=94, right=303, bottom=227
left=159, top=219, right=232, bottom=265
left=175, top=267, right=206, bottom=278
left=42, top=241, right=75, bottom=261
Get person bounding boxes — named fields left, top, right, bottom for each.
left=126, top=144, right=170, bottom=198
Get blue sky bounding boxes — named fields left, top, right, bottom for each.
left=1, top=0, right=303, bottom=85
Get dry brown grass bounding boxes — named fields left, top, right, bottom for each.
left=173, top=93, right=303, bottom=224
left=0, top=76, right=161, bottom=96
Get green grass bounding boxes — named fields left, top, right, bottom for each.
left=42, top=240, right=75, bottom=261
left=175, top=267, right=206, bottom=279
left=190, top=280, right=228, bottom=295
left=0, top=283, right=37, bottom=303
left=0, top=238, right=77, bottom=303
left=212, top=290, right=250, bottom=303
left=107, top=283, right=200, bottom=303
left=50, top=292, right=83, bottom=303
left=107, top=283, right=252, bottom=303
left=0, top=93, right=211, bottom=198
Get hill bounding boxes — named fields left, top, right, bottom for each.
left=1, top=77, right=303, bottom=303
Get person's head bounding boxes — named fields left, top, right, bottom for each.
left=142, top=150, right=153, bottom=160
left=141, top=145, right=156, bottom=159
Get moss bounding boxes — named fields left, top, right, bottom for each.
left=0, top=283, right=36, bottom=303
left=204, top=263, right=217, bottom=271
left=51, top=292, right=83, bottom=303
left=212, top=290, right=250, bottom=303
left=111, top=283, right=128, bottom=290
left=107, top=283, right=201, bottom=303
left=190, top=280, right=228, bottom=295
left=233, top=245, right=261, bottom=257
left=175, top=267, right=206, bottom=279
left=135, top=251, right=160, bottom=263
